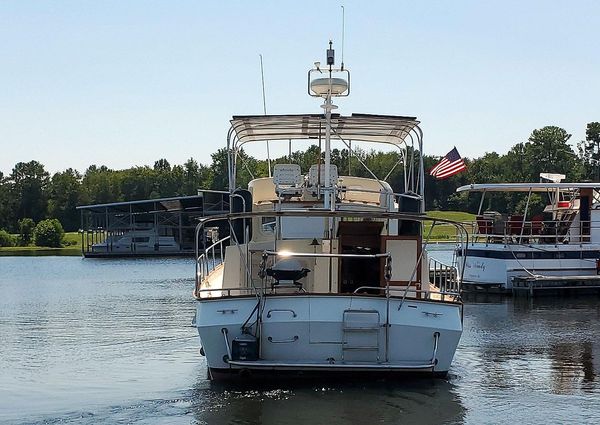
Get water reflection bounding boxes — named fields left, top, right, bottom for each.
left=189, top=378, right=465, bottom=425
left=549, top=341, right=597, bottom=394
left=454, top=296, right=600, bottom=423
left=2, top=257, right=600, bottom=424
left=0, top=257, right=199, bottom=423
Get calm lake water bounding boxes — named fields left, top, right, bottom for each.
left=1, top=255, right=599, bottom=424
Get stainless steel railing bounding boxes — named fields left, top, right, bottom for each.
left=352, top=286, right=460, bottom=300
left=192, top=209, right=468, bottom=300
left=195, top=235, right=230, bottom=297
left=428, top=257, right=460, bottom=296
left=196, top=248, right=461, bottom=300
left=469, top=218, right=600, bottom=245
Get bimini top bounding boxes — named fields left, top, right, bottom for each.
left=229, top=113, right=420, bottom=149
left=457, top=183, right=600, bottom=193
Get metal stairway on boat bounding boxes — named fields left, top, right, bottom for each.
left=342, top=309, right=381, bottom=362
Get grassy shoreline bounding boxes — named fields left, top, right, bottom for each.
left=0, top=247, right=81, bottom=256
left=425, top=211, right=475, bottom=241
left=0, top=211, right=475, bottom=256
left=0, top=232, right=82, bottom=257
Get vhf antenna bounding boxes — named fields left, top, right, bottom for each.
left=340, top=5, right=345, bottom=70
left=259, top=54, right=272, bottom=177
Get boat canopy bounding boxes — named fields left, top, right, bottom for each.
left=456, top=183, right=600, bottom=193
left=228, top=113, right=420, bottom=149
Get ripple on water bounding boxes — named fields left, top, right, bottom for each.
left=1, top=257, right=600, bottom=424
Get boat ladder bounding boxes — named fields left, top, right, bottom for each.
left=341, top=309, right=381, bottom=362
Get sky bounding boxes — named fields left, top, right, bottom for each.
left=1, top=0, right=599, bottom=175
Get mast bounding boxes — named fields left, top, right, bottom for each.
left=308, top=41, right=350, bottom=211
left=323, top=41, right=334, bottom=210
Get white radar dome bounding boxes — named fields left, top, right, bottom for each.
left=310, top=77, right=348, bottom=97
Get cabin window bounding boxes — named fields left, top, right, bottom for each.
left=262, top=217, right=276, bottom=233
left=281, top=216, right=325, bottom=239
left=132, top=237, right=150, bottom=243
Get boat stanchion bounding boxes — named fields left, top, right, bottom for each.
left=431, top=332, right=440, bottom=369
left=221, top=327, right=232, bottom=363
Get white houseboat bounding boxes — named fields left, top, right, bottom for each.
left=456, top=175, right=600, bottom=290
left=92, top=229, right=180, bottom=253
left=192, top=43, right=465, bottom=379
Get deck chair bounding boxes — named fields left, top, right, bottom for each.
left=273, top=164, right=304, bottom=199
left=475, top=215, right=493, bottom=242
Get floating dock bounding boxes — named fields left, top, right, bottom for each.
left=512, top=275, right=600, bottom=297
left=77, top=191, right=229, bottom=258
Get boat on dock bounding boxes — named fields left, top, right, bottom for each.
left=456, top=174, right=600, bottom=293
left=91, top=229, right=180, bottom=254
left=192, top=42, right=466, bottom=380
left=77, top=193, right=230, bottom=258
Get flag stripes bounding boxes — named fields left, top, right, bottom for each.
left=430, top=147, right=466, bottom=179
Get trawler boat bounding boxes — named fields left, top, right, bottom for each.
left=192, top=43, right=465, bottom=379
left=456, top=174, right=600, bottom=290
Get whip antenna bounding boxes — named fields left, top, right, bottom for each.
left=259, top=54, right=272, bottom=177
left=340, top=5, right=345, bottom=70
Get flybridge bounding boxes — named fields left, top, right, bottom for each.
left=227, top=113, right=425, bottom=200
left=228, top=113, right=420, bottom=147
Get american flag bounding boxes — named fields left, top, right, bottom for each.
left=429, top=147, right=466, bottom=179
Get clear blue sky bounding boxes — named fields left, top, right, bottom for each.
left=1, top=0, right=598, bottom=175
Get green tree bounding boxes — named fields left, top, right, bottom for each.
left=209, top=150, right=230, bottom=190
left=152, top=160, right=184, bottom=198
left=48, top=168, right=82, bottom=231
left=18, top=218, right=35, bottom=245
left=0, top=172, right=15, bottom=230
left=524, top=126, right=582, bottom=180
left=515, top=193, right=546, bottom=218
left=81, top=165, right=122, bottom=204
left=288, top=145, right=321, bottom=174
left=9, top=160, right=50, bottom=223
left=503, top=143, right=529, bottom=181
left=119, top=166, right=155, bottom=200
left=330, top=148, right=348, bottom=176
left=0, top=229, right=17, bottom=247
left=364, top=151, right=400, bottom=182
left=153, top=158, right=171, bottom=172
left=579, top=122, right=600, bottom=180
left=34, top=219, right=65, bottom=247
left=462, top=152, right=512, bottom=212
left=181, top=157, right=210, bottom=194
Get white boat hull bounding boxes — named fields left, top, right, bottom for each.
left=457, top=243, right=600, bottom=289
left=195, top=295, right=462, bottom=379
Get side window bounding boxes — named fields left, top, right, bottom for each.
left=262, top=217, right=276, bottom=233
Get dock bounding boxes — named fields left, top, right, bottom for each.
left=512, top=275, right=600, bottom=297
left=77, top=191, right=230, bottom=258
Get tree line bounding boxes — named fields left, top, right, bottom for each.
left=0, top=122, right=598, bottom=237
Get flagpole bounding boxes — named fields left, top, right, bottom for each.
left=418, top=127, right=425, bottom=213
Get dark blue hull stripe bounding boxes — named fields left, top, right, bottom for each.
left=457, top=249, right=600, bottom=260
